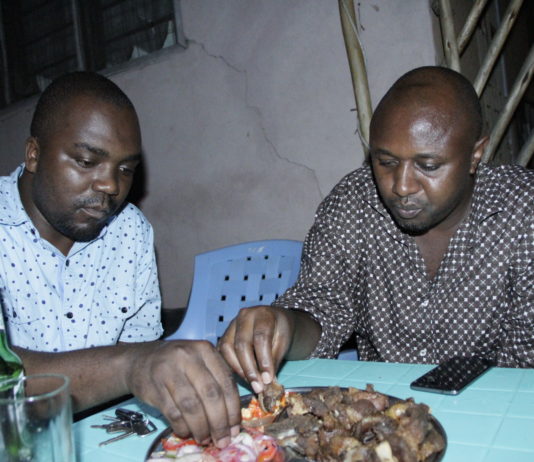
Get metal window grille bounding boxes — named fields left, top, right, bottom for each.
left=0, top=0, right=185, bottom=108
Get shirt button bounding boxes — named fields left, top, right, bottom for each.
left=420, top=300, right=429, bottom=308
left=419, top=349, right=427, bottom=357
left=66, top=312, right=73, bottom=319
left=121, top=307, right=128, bottom=313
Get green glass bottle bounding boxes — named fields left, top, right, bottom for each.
left=0, top=313, right=24, bottom=384
left=1, top=311, right=30, bottom=461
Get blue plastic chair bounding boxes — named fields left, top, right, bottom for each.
left=165, top=239, right=303, bottom=345
left=337, top=349, right=358, bottom=361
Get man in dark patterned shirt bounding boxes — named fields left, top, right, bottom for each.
left=219, top=66, right=534, bottom=395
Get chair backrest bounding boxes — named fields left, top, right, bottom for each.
left=165, top=239, right=303, bottom=344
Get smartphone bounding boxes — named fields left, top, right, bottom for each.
left=410, top=356, right=493, bottom=395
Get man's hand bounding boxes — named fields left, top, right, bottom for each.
left=218, top=305, right=296, bottom=394
left=15, top=340, right=241, bottom=449
left=125, top=340, right=241, bottom=448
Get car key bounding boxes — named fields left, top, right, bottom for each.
left=131, top=418, right=157, bottom=436
left=99, top=427, right=136, bottom=446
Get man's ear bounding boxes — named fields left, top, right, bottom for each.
left=24, top=137, right=40, bottom=173
left=470, top=136, right=488, bottom=174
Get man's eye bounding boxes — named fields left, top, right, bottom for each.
left=419, top=163, right=440, bottom=172
left=378, top=159, right=396, bottom=167
left=119, top=165, right=135, bottom=176
left=77, top=159, right=95, bottom=168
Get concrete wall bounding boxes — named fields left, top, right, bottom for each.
left=0, top=1, right=439, bottom=308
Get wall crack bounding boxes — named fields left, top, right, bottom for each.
left=188, top=39, right=324, bottom=199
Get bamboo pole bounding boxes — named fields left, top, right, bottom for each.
left=71, top=0, right=86, bottom=70
left=482, top=44, right=534, bottom=163
left=457, top=0, right=489, bottom=54
left=473, top=0, right=523, bottom=96
left=438, top=0, right=461, bottom=71
left=516, top=130, right=534, bottom=167
left=338, top=0, right=372, bottom=153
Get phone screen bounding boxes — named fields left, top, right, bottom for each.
left=410, top=356, right=493, bottom=395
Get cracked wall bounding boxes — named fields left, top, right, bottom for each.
left=0, top=1, right=438, bottom=308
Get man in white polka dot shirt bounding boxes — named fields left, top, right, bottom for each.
left=220, top=66, right=534, bottom=396
left=0, top=72, right=241, bottom=449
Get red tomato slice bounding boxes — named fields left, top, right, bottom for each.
left=162, top=436, right=197, bottom=451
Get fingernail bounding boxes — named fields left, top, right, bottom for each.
left=251, top=381, right=263, bottom=394
left=231, top=425, right=240, bottom=437
left=261, top=372, right=272, bottom=384
left=201, top=438, right=210, bottom=445
left=216, top=436, right=231, bottom=449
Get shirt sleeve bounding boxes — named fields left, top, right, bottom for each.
left=119, top=220, right=163, bottom=343
left=497, top=211, right=534, bottom=367
left=273, top=183, right=361, bottom=358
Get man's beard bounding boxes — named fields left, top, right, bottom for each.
left=33, top=194, right=115, bottom=243
left=49, top=215, right=108, bottom=242
left=393, top=218, right=433, bottom=235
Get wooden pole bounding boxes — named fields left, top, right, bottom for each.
left=483, top=44, right=534, bottom=163
left=438, top=0, right=461, bottom=71
left=457, top=0, right=489, bottom=54
left=338, top=0, right=372, bottom=154
left=474, top=0, right=524, bottom=96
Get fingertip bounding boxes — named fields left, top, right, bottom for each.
left=251, top=380, right=263, bottom=394
left=261, top=371, right=272, bottom=384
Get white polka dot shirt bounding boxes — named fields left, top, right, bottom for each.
left=0, top=165, right=163, bottom=352
left=274, top=164, right=534, bottom=367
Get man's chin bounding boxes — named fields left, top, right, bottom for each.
left=394, top=218, right=432, bottom=235
left=59, top=224, right=105, bottom=242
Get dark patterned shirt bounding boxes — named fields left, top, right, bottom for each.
left=273, top=164, right=534, bottom=367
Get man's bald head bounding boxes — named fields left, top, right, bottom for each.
left=370, top=66, right=482, bottom=147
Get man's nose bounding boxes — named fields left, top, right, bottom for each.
left=92, top=168, right=120, bottom=196
left=392, top=163, right=419, bottom=197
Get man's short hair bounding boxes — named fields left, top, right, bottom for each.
left=377, top=66, right=483, bottom=140
left=30, top=71, right=135, bottom=143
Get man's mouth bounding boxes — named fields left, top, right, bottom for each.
left=80, top=206, right=111, bottom=220
left=393, top=205, right=423, bottom=219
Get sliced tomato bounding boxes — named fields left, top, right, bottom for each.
left=256, top=437, right=281, bottom=462
left=161, top=436, right=198, bottom=452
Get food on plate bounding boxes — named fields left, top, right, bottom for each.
left=148, top=384, right=445, bottom=462
left=242, top=381, right=288, bottom=428
left=258, top=380, right=286, bottom=414
left=262, top=384, right=445, bottom=462
left=147, top=426, right=284, bottom=462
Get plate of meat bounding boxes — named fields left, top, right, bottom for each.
left=145, top=383, right=446, bottom=462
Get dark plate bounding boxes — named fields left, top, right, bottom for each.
left=145, top=387, right=447, bottom=461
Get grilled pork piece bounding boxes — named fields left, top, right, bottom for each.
left=262, top=385, right=444, bottom=462
left=259, top=379, right=285, bottom=414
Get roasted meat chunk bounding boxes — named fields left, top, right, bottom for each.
left=262, top=385, right=444, bottom=462
left=259, top=379, right=286, bottom=414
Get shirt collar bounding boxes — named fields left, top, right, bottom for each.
left=0, top=163, right=29, bottom=226
left=469, top=163, right=506, bottom=223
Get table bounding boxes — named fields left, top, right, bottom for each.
left=74, top=359, right=534, bottom=461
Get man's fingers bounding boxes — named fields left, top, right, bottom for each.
left=199, top=351, right=241, bottom=446
left=232, top=308, right=266, bottom=393
left=252, top=316, right=276, bottom=386
left=218, top=324, right=247, bottom=380
left=162, top=363, right=212, bottom=444
left=161, top=342, right=240, bottom=447
left=158, top=393, right=191, bottom=438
